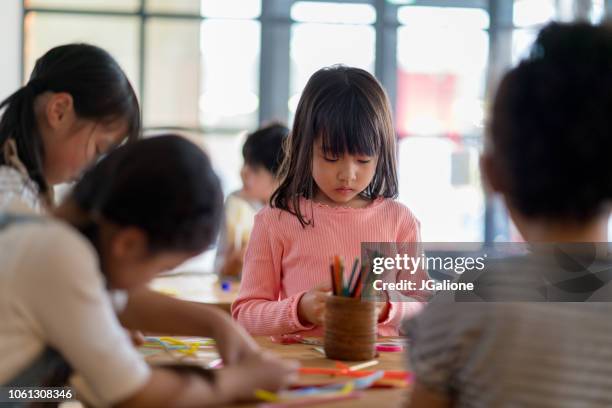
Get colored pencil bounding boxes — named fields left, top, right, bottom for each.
left=346, top=258, right=360, bottom=296
left=330, top=264, right=337, bottom=296
left=350, top=264, right=364, bottom=298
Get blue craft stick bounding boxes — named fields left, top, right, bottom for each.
left=221, top=280, right=231, bottom=292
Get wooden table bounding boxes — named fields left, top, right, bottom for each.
left=150, top=273, right=239, bottom=313
left=240, top=337, right=409, bottom=408
left=144, top=336, right=409, bottom=408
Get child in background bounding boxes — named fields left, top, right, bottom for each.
left=407, top=22, right=612, bottom=407
left=232, top=65, right=428, bottom=336
left=0, top=135, right=297, bottom=407
left=215, top=123, right=288, bottom=279
left=0, top=43, right=139, bottom=213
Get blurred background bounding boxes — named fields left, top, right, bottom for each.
left=0, top=0, right=609, bottom=271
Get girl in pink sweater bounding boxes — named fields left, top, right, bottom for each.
left=232, top=65, right=428, bottom=336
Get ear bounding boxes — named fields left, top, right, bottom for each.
left=110, top=227, right=149, bottom=262
left=480, top=153, right=506, bottom=194
left=45, top=92, right=74, bottom=130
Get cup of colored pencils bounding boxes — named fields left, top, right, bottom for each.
left=324, top=256, right=376, bottom=361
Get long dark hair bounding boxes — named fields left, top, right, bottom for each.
left=0, top=43, right=140, bottom=195
left=72, top=135, right=223, bottom=253
left=271, top=65, right=398, bottom=227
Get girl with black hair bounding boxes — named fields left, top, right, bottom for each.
left=0, top=135, right=297, bottom=407
left=232, top=65, right=428, bottom=336
left=0, top=43, right=140, bottom=212
left=408, top=22, right=612, bottom=408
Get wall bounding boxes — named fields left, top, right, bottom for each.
left=0, top=0, right=22, bottom=100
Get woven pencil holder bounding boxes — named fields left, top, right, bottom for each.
left=324, top=296, right=376, bottom=361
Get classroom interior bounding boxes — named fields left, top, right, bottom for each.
left=1, top=0, right=612, bottom=407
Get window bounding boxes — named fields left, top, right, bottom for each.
left=288, top=2, right=376, bottom=120
left=22, top=0, right=597, bottom=253
left=395, top=5, right=489, bottom=241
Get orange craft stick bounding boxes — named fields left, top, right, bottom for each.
left=299, top=367, right=412, bottom=381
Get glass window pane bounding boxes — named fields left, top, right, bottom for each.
left=396, top=23, right=487, bottom=136
left=590, top=0, right=605, bottom=23
left=26, top=0, right=139, bottom=11
left=200, top=20, right=260, bottom=130
left=24, top=13, right=139, bottom=95
left=291, top=2, right=376, bottom=24
left=146, top=0, right=261, bottom=18
left=513, top=0, right=555, bottom=27
left=512, top=28, right=537, bottom=64
left=398, top=137, right=484, bottom=241
left=145, top=0, right=200, bottom=14
left=144, top=19, right=201, bottom=128
left=398, top=6, right=489, bottom=29
left=289, top=23, right=375, bottom=115
left=396, top=6, right=487, bottom=242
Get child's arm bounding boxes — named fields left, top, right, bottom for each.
left=117, top=353, right=298, bottom=408
left=232, top=210, right=315, bottom=335
left=378, top=213, right=429, bottom=332
left=118, top=287, right=259, bottom=365
left=406, top=382, right=451, bottom=408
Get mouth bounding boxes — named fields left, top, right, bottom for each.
left=335, top=187, right=355, bottom=195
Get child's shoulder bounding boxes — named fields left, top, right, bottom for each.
left=377, top=198, right=419, bottom=223
left=254, top=205, right=292, bottom=224
left=17, top=217, right=97, bottom=268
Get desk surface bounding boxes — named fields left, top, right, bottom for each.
left=243, top=337, right=409, bottom=408
left=150, top=273, right=239, bottom=313
left=144, top=336, right=409, bottom=408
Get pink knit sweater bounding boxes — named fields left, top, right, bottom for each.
left=231, top=197, right=427, bottom=336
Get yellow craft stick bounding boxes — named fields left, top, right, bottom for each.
left=348, top=360, right=379, bottom=372
left=339, top=381, right=354, bottom=394
left=254, top=389, right=279, bottom=402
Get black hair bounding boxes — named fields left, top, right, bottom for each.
left=72, top=135, right=223, bottom=253
left=242, top=122, right=289, bottom=176
left=0, top=43, right=140, bottom=195
left=490, top=22, right=612, bottom=222
left=271, top=65, right=398, bottom=227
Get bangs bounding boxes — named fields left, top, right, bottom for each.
left=315, top=88, right=381, bottom=157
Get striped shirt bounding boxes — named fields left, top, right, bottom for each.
left=406, top=255, right=612, bottom=408
left=232, top=197, right=427, bottom=336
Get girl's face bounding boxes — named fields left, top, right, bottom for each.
left=240, top=163, right=278, bottom=204
left=44, top=118, right=127, bottom=185
left=107, top=251, right=193, bottom=290
left=98, top=225, right=195, bottom=290
left=312, top=139, right=378, bottom=208
left=38, top=92, right=128, bottom=185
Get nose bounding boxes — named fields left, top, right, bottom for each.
left=338, top=160, right=357, bottom=182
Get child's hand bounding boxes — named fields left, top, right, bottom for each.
left=212, top=313, right=260, bottom=365
left=297, top=282, right=331, bottom=326
left=376, top=301, right=390, bottom=322
left=128, top=329, right=145, bottom=346
left=216, top=352, right=300, bottom=402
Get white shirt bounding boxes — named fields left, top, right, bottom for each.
left=0, top=165, right=42, bottom=213
left=0, top=205, right=150, bottom=405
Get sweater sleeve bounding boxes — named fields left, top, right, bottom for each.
left=378, top=209, right=429, bottom=332
left=231, top=209, right=315, bottom=335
